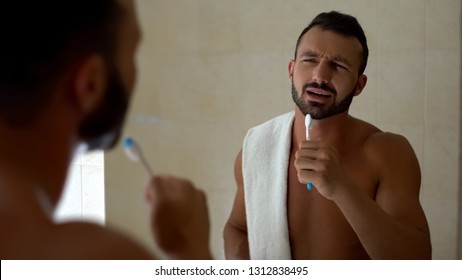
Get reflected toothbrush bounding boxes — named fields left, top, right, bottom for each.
left=305, top=114, right=313, bottom=191
left=123, top=136, right=154, bottom=176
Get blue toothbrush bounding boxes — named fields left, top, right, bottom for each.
left=123, top=136, right=154, bottom=176
left=305, top=114, right=313, bottom=191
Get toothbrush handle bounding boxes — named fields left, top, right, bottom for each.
left=140, top=156, right=154, bottom=177
left=305, top=117, right=313, bottom=192
left=306, top=132, right=313, bottom=191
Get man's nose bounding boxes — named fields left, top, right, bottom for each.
left=312, top=61, right=332, bottom=84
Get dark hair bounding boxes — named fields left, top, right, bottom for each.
left=0, top=0, right=123, bottom=125
left=294, top=11, right=369, bottom=75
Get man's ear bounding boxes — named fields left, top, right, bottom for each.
left=288, top=59, right=295, bottom=80
left=354, top=74, right=367, bottom=96
left=72, top=54, right=107, bottom=114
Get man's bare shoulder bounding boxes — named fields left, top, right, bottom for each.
left=364, top=130, right=415, bottom=156
left=355, top=122, right=419, bottom=181
left=1, top=219, right=153, bottom=259
left=53, top=221, right=154, bottom=259
left=351, top=117, right=417, bottom=166
left=351, top=117, right=411, bottom=151
left=0, top=178, right=154, bottom=260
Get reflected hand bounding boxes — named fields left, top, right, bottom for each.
left=294, top=140, right=351, bottom=200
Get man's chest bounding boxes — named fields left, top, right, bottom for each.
left=285, top=150, right=377, bottom=259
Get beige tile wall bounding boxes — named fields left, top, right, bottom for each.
left=55, top=151, right=105, bottom=224
left=105, top=0, right=461, bottom=259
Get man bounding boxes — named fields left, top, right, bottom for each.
left=224, top=11, right=431, bottom=260
left=0, top=0, right=211, bottom=259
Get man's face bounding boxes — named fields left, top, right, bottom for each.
left=78, top=0, right=141, bottom=150
left=289, top=26, right=366, bottom=119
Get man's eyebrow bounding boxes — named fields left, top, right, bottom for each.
left=333, top=55, right=351, bottom=65
left=299, top=51, right=319, bottom=57
left=299, top=51, right=354, bottom=68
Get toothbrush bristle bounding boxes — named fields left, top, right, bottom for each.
left=305, top=114, right=312, bottom=126
left=123, top=137, right=141, bottom=161
left=123, top=137, right=134, bottom=148
left=305, top=114, right=311, bottom=140
left=122, top=136, right=154, bottom=176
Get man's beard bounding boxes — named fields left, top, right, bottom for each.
left=77, top=65, right=130, bottom=151
left=291, top=81, right=356, bottom=120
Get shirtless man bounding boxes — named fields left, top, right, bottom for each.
left=224, top=11, right=431, bottom=259
left=0, top=0, right=211, bottom=259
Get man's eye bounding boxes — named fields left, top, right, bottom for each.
left=302, top=58, right=317, bottom=63
left=334, top=63, right=347, bottom=70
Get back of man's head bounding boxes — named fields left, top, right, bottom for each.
left=0, top=0, right=122, bottom=125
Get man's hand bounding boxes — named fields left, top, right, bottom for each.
left=294, top=140, right=353, bottom=200
left=145, top=175, right=212, bottom=259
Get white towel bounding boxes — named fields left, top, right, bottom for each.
left=242, top=111, right=295, bottom=259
